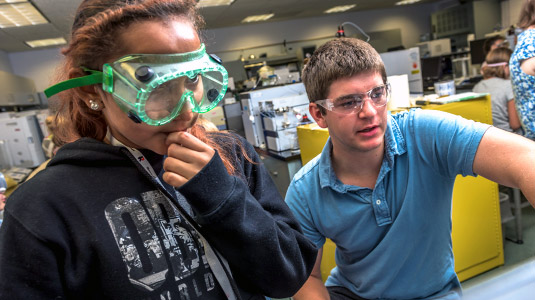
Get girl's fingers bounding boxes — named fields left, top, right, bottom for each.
left=162, top=170, right=188, bottom=187
left=166, top=131, right=211, bottom=152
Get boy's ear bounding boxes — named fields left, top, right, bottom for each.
left=309, top=102, right=328, bottom=128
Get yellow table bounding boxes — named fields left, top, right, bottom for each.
left=297, top=94, right=504, bottom=282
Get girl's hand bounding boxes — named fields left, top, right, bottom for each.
left=162, top=131, right=215, bottom=187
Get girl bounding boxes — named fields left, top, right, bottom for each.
left=473, top=47, right=521, bottom=133
left=0, top=1, right=316, bottom=299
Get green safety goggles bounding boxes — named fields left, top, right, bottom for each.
left=45, top=44, right=228, bottom=126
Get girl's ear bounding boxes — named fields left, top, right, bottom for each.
left=68, top=67, right=103, bottom=110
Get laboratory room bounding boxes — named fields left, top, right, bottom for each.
left=1, top=0, right=535, bottom=299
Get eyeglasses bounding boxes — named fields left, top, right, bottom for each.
left=315, top=84, right=390, bottom=115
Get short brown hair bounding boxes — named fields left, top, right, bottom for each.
left=482, top=47, right=512, bottom=79
left=483, top=35, right=505, bottom=55
left=302, top=38, right=387, bottom=104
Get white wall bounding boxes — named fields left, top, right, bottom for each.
left=501, top=0, right=526, bottom=28
left=8, top=48, right=62, bottom=92
left=0, top=50, right=13, bottom=73
left=205, top=2, right=436, bottom=62
left=9, top=0, right=522, bottom=92
left=8, top=3, right=435, bottom=92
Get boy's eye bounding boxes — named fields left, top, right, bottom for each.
left=335, top=96, right=362, bottom=108
left=371, top=88, right=385, bottom=99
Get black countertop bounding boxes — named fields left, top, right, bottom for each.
left=254, top=147, right=301, bottom=161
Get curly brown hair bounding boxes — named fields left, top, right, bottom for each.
left=517, top=0, right=535, bottom=29
left=52, top=0, right=249, bottom=174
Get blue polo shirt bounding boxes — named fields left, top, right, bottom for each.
left=286, top=109, right=490, bottom=299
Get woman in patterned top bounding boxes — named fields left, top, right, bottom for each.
left=510, top=0, right=535, bottom=139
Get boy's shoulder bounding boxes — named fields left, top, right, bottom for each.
left=293, top=154, right=321, bottom=184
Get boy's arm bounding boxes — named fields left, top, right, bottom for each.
left=473, top=126, right=535, bottom=206
left=293, top=248, right=330, bottom=300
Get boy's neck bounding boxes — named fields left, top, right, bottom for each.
left=330, top=143, right=384, bottom=189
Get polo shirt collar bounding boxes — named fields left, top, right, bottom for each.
left=318, top=113, right=407, bottom=192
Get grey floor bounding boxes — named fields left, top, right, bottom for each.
left=461, top=202, right=535, bottom=297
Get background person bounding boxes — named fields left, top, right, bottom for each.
left=483, top=35, right=507, bottom=56
left=510, top=0, right=535, bottom=140
left=473, top=47, right=521, bottom=133
left=0, top=1, right=317, bottom=299
left=285, top=37, right=535, bottom=300
left=479, top=35, right=508, bottom=73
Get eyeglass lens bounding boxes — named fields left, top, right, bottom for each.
left=332, top=85, right=388, bottom=113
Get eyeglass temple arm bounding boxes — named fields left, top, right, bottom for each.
left=44, top=69, right=103, bottom=98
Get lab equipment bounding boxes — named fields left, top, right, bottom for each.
left=380, top=47, right=424, bottom=94
left=0, top=114, right=46, bottom=168
left=259, top=94, right=312, bottom=152
left=469, top=38, right=487, bottom=65
left=240, top=83, right=307, bottom=148
left=417, top=38, right=452, bottom=58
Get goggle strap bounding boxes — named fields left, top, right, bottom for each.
left=44, top=69, right=103, bottom=98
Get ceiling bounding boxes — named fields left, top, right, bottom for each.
left=0, top=0, right=443, bottom=53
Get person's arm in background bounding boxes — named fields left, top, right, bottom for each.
left=473, top=126, right=535, bottom=206
left=293, top=248, right=330, bottom=300
left=0, top=194, right=5, bottom=211
left=0, top=193, right=5, bottom=224
left=507, top=99, right=521, bottom=130
left=520, top=56, right=535, bottom=76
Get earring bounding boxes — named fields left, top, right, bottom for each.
left=89, top=99, right=100, bottom=111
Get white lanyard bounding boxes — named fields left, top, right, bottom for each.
left=109, top=134, right=238, bottom=300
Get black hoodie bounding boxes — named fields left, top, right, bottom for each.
left=0, top=132, right=317, bottom=300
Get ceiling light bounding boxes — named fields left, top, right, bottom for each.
left=324, top=5, right=356, bottom=14
left=395, top=0, right=421, bottom=5
left=242, top=13, right=274, bottom=23
left=0, top=0, right=28, bottom=4
left=196, top=0, right=235, bottom=8
left=0, top=2, right=48, bottom=28
left=25, top=37, right=67, bottom=48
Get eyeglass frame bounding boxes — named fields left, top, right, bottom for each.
left=314, top=83, right=391, bottom=115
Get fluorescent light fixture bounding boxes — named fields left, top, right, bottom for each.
left=196, top=0, right=235, bottom=8
left=242, top=13, right=274, bottom=23
left=0, top=2, right=48, bottom=28
left=25, top=37, right=67, bottom=48
left=324, top=5, right=356, bottom=14
left=0, top=0, right=28, bottom=4
left=395, top=0, right=421, bottom=5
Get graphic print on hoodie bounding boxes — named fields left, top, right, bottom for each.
left=105, top=189, right=225, bottom=299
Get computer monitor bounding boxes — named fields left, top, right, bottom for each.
left=469, top=38, right=487, bottom=65
left=420, top=56, right=442, bottom=80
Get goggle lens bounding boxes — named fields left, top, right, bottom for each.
left=142, top=69, right=225, bottom=123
